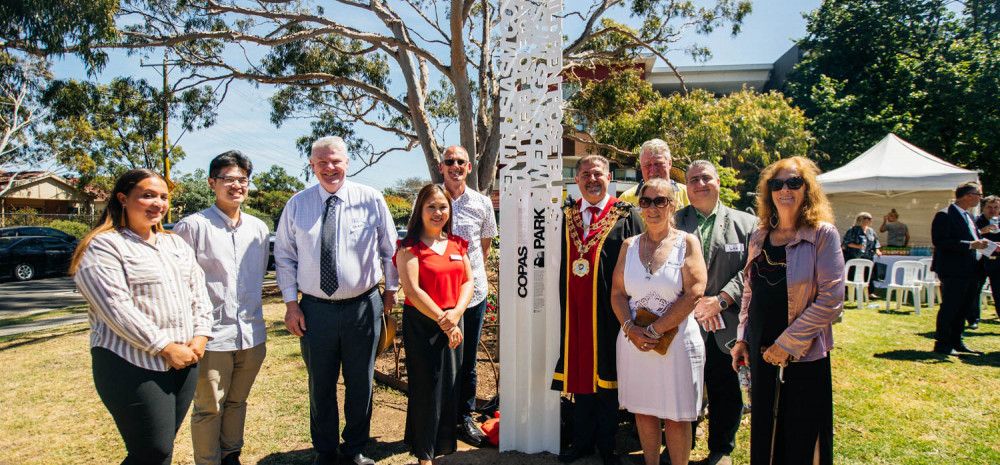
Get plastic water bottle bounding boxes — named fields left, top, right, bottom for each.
left=737, top=361, right=751, bottom=412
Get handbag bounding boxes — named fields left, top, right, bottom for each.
left=633, top=307, right=678, bottom=355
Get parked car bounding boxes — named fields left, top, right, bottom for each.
left=268, top=233, right=275, bottom=270
left=0, top=236, right=76, bottom=281
left=0, top=226, right=77, bottom=244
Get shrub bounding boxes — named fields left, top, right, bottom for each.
left=48, top=220, right=92, bottom=239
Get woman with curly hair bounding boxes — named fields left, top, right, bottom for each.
left=730, top=156, right=844, bottom=465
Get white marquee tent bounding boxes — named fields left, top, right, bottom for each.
left=817, top=133, right=980, bottom=246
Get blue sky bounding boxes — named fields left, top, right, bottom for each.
left=48, top=0, right=820, bottom=190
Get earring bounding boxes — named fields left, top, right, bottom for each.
left=769, top=214, right=778, bottom=229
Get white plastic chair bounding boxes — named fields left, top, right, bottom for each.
left=914, top=258, right=941, bottom=308
left=982, top=281, right=994, bottom=309
left=885, top=260, right=924, bottom=314
left=844, top=258, right=874, bottom=308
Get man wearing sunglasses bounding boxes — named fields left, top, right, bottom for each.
left=620, top=139, right=689, bottom=210
left=931, top=182, right=989, bottom=356
left=553, top=155, right=643, bottom=465
left=671, top=161, right=756, bottom=465
left=437, top=145, right=498, bottom=447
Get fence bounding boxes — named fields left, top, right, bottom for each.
left=0, top=211, right=102, bottom=228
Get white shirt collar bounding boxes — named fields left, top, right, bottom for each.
left=580, top=194, right=611, bottom=212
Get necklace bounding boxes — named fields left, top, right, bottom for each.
left=761, top=247, right=786, bottom=267
left=640, top=232, right=669, bottom=277
left=566, top=203, right=625, bottom=277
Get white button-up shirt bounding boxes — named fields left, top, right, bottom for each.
left=274, top=181, right=399, bottom=302
left=174, top=205, right=270, bottom=351
left=74, top=229, right=213, bottom=371
left=449, top=186, right=498, bottom=306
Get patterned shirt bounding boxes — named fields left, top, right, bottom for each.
left=449, top=186, right=498, bottom=305
left=74, top=229, right=213, bottom=371
left=275, top=181, right=399, bottom=303
left=174, top=205, right=270, bottom=352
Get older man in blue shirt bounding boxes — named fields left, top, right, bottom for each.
left=275, top=136, right=399, bottom=465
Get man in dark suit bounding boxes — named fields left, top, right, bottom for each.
left=672, top=161, right=757, bottom=465
left=931, top=182, right=989, bottom=356
left=974, top=195, right=1000, bottom=323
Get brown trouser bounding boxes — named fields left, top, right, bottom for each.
left=191, top=344, right=267, bottom=465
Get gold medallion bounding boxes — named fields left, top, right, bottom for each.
left=572, top=257, right=590, bottom=277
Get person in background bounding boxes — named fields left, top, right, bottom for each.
left=842, top=212, right=881, bottom=298
left=71, top=168, right=213, bottom=465
left=619, top=139, right=689, bottom=209
left=437, top=146, right=498, bottom=447
left=675, top=161, right=758, bottom=465
left=274, top=136, right=399, bottom=465
left=395, top=184, right=474, bottom=465
left=611, top=178, right=707, bottom=465
left=730, top=156, right=844, bottom=465
left=553, top=155, right=643, bottom=465
left=174, top=151, right=270, bottom=465
left=930, top=182, right=988, bottom=356
left=972, top=195, right=1000, bottom=326
left=879, top=209, right=909, bottom=247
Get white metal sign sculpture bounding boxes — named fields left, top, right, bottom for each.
left=496, top=0, right=563, bottom=454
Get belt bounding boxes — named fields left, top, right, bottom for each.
left=301, top=286, right=379, bottom=305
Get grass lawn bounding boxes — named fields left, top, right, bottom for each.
left=0, top=298, right=997, bottom=464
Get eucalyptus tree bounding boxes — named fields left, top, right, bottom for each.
left=112, top=0, right=751, bottom=191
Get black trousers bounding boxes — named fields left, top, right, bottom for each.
left=457, top=299, right=487, bottom=422
left=980, top=269, right=1000, bottom=319
left=701, top=341, right=743, bottom=454
left=571, top=389, right=618, bottom=455
left=91, top=347, right=198, bottom=465
left=937, top=277, right=979, bottom=351
left=299, top=290, right=381, bottom=456
left=402, top=305, right=462, bottom=460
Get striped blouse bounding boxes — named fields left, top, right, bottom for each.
left=74, top=228, right=214, bottom=371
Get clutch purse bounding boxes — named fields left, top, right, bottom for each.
left=633, top=307, right=678, bottom=356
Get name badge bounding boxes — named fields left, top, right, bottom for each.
left=725, top=243, right=744, bottom=253
left=449, top=254, right=463, bottom=261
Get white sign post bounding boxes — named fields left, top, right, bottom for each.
left=496, top=0, right=563, bottom=454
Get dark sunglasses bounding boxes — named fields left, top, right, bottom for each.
left=767, top=176, right=805, bottom=191
left=443, top=159, right=468, bottom=166
left=638, top=196, right=673, bottom=209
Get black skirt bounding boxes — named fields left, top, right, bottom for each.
left=747, top=235, right=834, bottom=465
left=402, top=304, right=463, bottom=460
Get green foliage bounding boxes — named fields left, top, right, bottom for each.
left=36, top=77, right=217, bottom=187
left=242, top=205, right=274, bottom=232
left=3, top=207, right=46, bottom=226
left=47, top=219, right=90, bottom=239
left=171, top=169, right=214, bottom=218
left=786, top=0, right=1000, bottom=190
left=246, top=190, right=293, bottom=229
left=384, top=193, right=412, bottom=227
left=252, top=165, right=304, bottom=193
left=572, top=75, right=814, bottom=207
left=0, top=0, right=118, bottom=71
left=383, top=176, right=429, bottom=204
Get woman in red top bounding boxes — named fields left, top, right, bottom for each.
left=396, top=184, right=474, bottom=464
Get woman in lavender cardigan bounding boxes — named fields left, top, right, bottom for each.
left=730, top=156, right=844, bottom=465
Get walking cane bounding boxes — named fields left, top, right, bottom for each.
left=768, top=364, right=786, bottom=465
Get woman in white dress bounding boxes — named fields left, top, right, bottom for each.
left=611, top=178, right=708, bottom=465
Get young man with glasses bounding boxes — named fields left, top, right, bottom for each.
left=174, top=151, right=271, bottom=465
left=437, top=145, right=498, bottom=447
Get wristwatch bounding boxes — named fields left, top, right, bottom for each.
left=718, top=297, right=729, bottom=311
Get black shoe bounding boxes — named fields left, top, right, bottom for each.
left=601, top=452, right=621, bottom=465
left=968, top=322, right=979, bottom=330
left=311, top=452, right=337, bottom=465
left=955, top=344, right=984, bottom=355
left=457, top=417, right=487, bottom=447
left=343, top=453, right=375, bottom=465
left=690, top=452, right=732, bottom=465
left=221, top=451, right=241, bottom=465
left=558, top=446, right=594, bottom=463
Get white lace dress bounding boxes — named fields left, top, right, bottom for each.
left=616, top=233, right=705, bottom=421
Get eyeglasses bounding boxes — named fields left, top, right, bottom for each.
left=213, top=176, right=250, bottom=186
left=638, top=196, right=673, bottom=209
left=443, top=159, right=468, bottom=166
left=767, top=176, right=805, bottom=191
